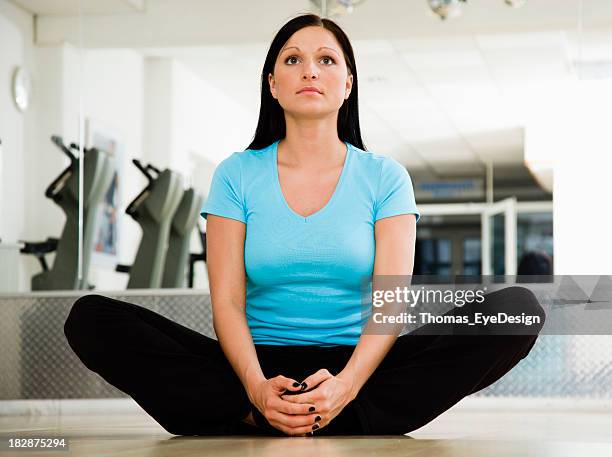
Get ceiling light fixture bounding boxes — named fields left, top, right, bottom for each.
left=428, top=0, right=467, bottom=20
left=310, top=0, right=368, bottom=18
left=504, top=0, right=527, bottom=7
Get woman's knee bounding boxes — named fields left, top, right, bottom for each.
left=488, top=285, right=546, bottom=330
left=471, top=286, right=546, bottom=359
left=64, top=294, right=106, bottom=348
left=511, top=285, right=546, bottom=332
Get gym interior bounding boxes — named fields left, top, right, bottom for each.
left=1, top=0, right=611, bottom=456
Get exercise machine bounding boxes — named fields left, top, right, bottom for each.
left=162, top=187, right=205, bottom=288
left=116, top=159, right=183, bottom=288
left=188, top=225, right=207, bottom=288
left=20, top=135, right=115, bottom=290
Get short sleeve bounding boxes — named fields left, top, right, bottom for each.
left=374, top=157, right=420, bottom=223
left=200, top=154, right=246, bottom=223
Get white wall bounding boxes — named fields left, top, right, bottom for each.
left=170, top=60, right=253, bottom=185
left=551, top=80, right=612, bottom=275
left=0, top=2, right=44, bottom=291
left=526, top=79, right=612, bottom=275
left=144, top=57, right=252, bottom=188
left=0, top=10, right=25, bottom=243
left=143, top=58, right=173, bottom=171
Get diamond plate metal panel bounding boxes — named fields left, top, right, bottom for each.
left=0, top=293, right=215, bottom=399
left=0, top=293, right=610, bottom=399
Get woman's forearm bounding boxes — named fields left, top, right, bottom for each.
left=212, top=301, right=266, bottom=402
left=337, top=300, right=407, bottom=399
left=338, top=213, right=416, bottom=400
left=337, top=333, right=399, bottom=400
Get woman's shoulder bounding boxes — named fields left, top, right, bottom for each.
left=349, top=143, right=400, bottom=173
left=217, top=142, right=274, bottom=170
left=242, top=141, right=275, bottom=155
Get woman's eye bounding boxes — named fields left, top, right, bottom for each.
left=285, top=55, right=335, bottom=65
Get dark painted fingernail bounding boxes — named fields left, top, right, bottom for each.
left=309, top=406, right=315, bottom=412
left=306, top=432, right=314, bottom=436
left=312, top=424, right=319, bottom=430
left=292, top=382, right=301, bottom=387
left=315, top=416, right=321, bottom=422
left=301, top=382, right=308, bottom=390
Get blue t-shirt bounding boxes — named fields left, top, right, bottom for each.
left=200, top=139, right=420, bottom=346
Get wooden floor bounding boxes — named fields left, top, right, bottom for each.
left=1, top=406, right=612, bottom=457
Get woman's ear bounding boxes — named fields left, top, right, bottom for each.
left=268, top=73, right=276, bottom=99
left=345, top=74, right=353, bottom=99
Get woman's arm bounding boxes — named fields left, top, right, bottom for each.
left=206, top=214, right=266, bottom=397
left=336, top=213, right=417, bottom=399
left=207, top=214, right=317, bottom=435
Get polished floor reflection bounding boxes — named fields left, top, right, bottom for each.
left=1, top=407, right=611, bottom=456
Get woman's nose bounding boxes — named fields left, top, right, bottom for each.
left=302, top=60, right=319, bottom=79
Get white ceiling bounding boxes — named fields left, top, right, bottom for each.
left=142, top=29, right=611, bottom=179
left=9, top=0, right=144, bottom=15
left=9, top=0, right=612, bottom=180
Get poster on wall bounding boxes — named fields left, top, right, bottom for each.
left=86, top=118, right=125, bottom=269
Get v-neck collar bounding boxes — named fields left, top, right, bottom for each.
left=271, top=139, right=351, bottom=223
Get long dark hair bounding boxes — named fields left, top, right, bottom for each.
left=246, top=13, right=367, bottom=151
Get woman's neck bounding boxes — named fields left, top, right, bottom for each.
left=279, top=126, right=345, bottom=171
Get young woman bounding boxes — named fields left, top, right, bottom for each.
left=64, top=13, right=545, bottom=437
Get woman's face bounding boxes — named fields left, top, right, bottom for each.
left=269, top=26, right=353, bottom=119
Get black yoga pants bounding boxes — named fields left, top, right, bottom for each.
left=63, top=286, right=545, bottom=436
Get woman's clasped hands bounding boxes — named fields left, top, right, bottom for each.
left=249, top=368, right=355, bottom=436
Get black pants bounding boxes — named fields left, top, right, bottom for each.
left=63, top=286, right=545, bottom=436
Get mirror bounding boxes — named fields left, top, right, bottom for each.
left=0, top=0, right=84, bottom=293
left=7, top=1, right=609, bottom=293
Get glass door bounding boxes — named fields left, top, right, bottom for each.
left=481, top=197, right=517, bottom=276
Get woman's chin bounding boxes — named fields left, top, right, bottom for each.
left=285, top=106, right=341, bottom=119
